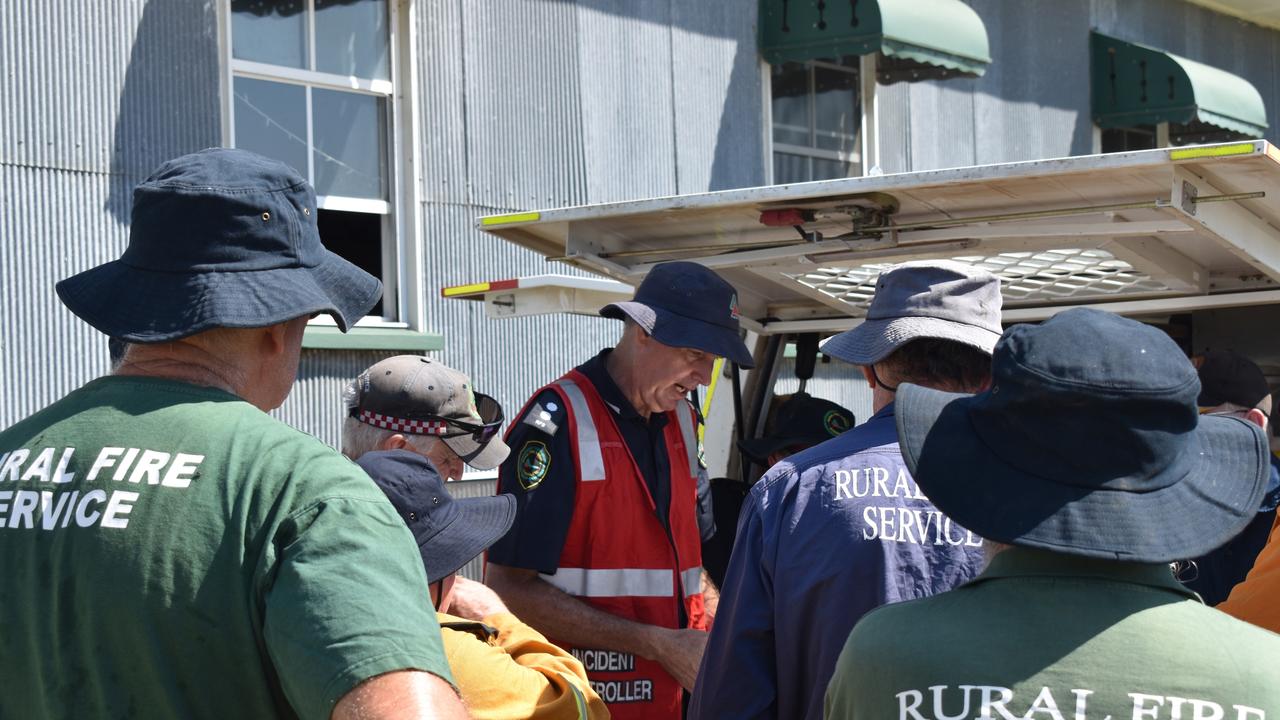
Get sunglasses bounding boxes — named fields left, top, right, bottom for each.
left=434, top=392, right=505, bottom=444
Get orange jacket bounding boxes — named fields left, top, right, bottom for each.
left=439, top=610, right=609, bottom=720
left=1219, top=513, right=1280, bottom=632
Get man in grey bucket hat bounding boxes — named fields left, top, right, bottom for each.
left=692, top=259, right=1002, bottom=720
left=0, top=149, right=465, bottom=719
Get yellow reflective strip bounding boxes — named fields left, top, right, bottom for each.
left=698, top=358, right=724, bottom=444
left=480, top=211, right=541, bottom=226
left=442, top=282, right=491, bottom=297
left=1169, top=143, right=1257, bottom=161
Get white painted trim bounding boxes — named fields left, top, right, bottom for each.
left=859, top=53, right=880, bottom=176
left=231, top=59, right=395, bottom=96
left=317, top=195, right=391, bottom=214
left=761, top=57, right=775, bottom=185
left=216, top=1, right=233, bottom=145
left=773, top=142, right=859, bottom=163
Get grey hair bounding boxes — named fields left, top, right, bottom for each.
left=339, top=376, right=440, bottom=459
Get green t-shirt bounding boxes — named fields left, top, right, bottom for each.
left=825, top=547, right=1280, bottom=720
left=0, top=377, right=452, bottom=719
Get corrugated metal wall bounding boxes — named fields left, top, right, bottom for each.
left=5, top=0, right=1280, bottom=453
left=0, top=0, right=222, bottom=428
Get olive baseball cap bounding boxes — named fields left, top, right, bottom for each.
left=348, top=355, right=509, bottom=470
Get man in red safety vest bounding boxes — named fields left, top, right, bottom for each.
left=486, top=261, right=755, bottom=720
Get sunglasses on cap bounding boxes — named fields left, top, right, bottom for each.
left=436, top=392, right=505, bottom=444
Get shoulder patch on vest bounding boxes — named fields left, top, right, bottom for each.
left=521, top=402, right=561, bottom=437
left=517, top=440, right=551, bottom=490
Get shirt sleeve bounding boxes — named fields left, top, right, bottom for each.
left=487, top=389, right=577, bottom=574
left=444, top=611, right=608, bottom=720
left=688, top=482, right=779, bottom=720
left=696, top=467, right=717, bottom=542
left=262, top=493, right=454, bottom=720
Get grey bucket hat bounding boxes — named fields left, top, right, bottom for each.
left=821, top=260, right=1003, bottom=365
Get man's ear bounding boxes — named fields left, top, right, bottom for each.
left=860, top=364, right=876, bottom=388
left=379, top=434, right=410, bottom=451
left=261, top=321, right=290, bottom=357
left=1246, top=408, right=1269, bottom=432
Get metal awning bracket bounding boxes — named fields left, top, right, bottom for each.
left=1167, top=167, right=1280, bottom=282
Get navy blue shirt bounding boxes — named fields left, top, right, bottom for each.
left=688, top=404, right=986, bottom=720
left=488, top=350, right=713, bottom=574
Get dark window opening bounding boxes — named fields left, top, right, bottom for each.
left=771, top=58, right=861, bottom=184
left=318, top=208, right=386, bottom=318
left=1102, top=121, right=1255, bottom=154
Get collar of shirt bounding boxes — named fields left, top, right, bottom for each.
left=578, top=349, right=669, bottom=430
left=972, top=546, right=1199, bottom=601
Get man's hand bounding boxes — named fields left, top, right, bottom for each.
left=645, top=627, right=708, bottom=692
left=447, top=577, right=508, bottom=620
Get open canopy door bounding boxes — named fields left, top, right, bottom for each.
left=473, top=142, right=1280, bottom=336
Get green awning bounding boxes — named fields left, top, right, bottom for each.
left=758, top=0, right=990, bottom=80
left=1091, top=32, right=1267, bottom=137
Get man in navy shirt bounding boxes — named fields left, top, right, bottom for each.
left=689, top=260, right=1004, bottom=720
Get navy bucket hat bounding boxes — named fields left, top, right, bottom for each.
left=601, top=261, right=754, bottom=367
left=895, top=308, right=1268, bottom=563
left=56, top=148, right=382, bottom=342
left=357, top=450, right=516, bottom=582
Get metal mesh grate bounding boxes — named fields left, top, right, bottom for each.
left=790, top=248, right=1171, bottom=310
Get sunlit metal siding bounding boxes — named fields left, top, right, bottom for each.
left=459, top=0, right=588, bottom=210
left=0, top=166, right=122, bottom=427
left=0, top=0, right=220, bottom=429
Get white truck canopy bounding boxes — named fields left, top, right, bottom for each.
left=455, top=142, right=1280, bottom=334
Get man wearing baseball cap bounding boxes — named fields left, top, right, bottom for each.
left=342, top=355, right=510, bottom=481
left=356, top=451, right=608, bottom=719
left=738, top=393, right=856, bottom=469
left=0, top=149, right=464, bottom=719
left=486, top=261, right=753, bottom=720
left=692, top=260, right=999, bottom=720
left=826, top=308, right=1280, bottom=718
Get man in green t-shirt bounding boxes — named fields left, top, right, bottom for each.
left=825, top=308, right=1280, bottom=720
left=0, top=149, right=466, bottom=720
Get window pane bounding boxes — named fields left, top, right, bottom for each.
left=811, top=156, right=855, bottom=181
left=312, top=88, right=387, bottom=199
left=773, top=152, right=811, bottom=184
left=231, top=0, right=307, bottom=69
left=315, top=0, right=390, bottom=80
left=233, top=76, right=309, bottom=178
left=813, top=66, right=859, bottom=154
left=772, top=62, right=811, bottom=146
left=318, top=209, right=385, bottom=317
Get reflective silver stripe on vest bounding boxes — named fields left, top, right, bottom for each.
left=675, top=400, right=698, bottom=479
left=681, top=567, right=702, bottom=598
left=540, top=568, right=675, bottom=598
left=554, top=378, right=606, bottom=482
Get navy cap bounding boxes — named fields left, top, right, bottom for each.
left=895, top=308, right=1268, bottom=563
left=601, top=261, right=754, bottom=367
left=56, top=148, right=382, bottom=342
left=739, top=393, right=855, bottom=465
left=1196, top=350, right=1272, bottom=415
left=357, top=450, right=516, bottom=582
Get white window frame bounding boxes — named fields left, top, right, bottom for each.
left=216, top=0, right=423, bottom=330
left=763, top=56, right=874, bottom=184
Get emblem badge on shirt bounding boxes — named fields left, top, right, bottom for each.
left=517, top=441, right=551, bottom=490
left=823, top=410, right=851, bottom=437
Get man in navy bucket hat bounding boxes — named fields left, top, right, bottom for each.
left=825, top=308, right=1280, bottom=719
left=0, top=149, right=465, bottom=719
left=486, top=261, right=752, bottom=719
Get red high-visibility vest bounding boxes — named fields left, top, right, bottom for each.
left=524, top=369, right=707, bottom=720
